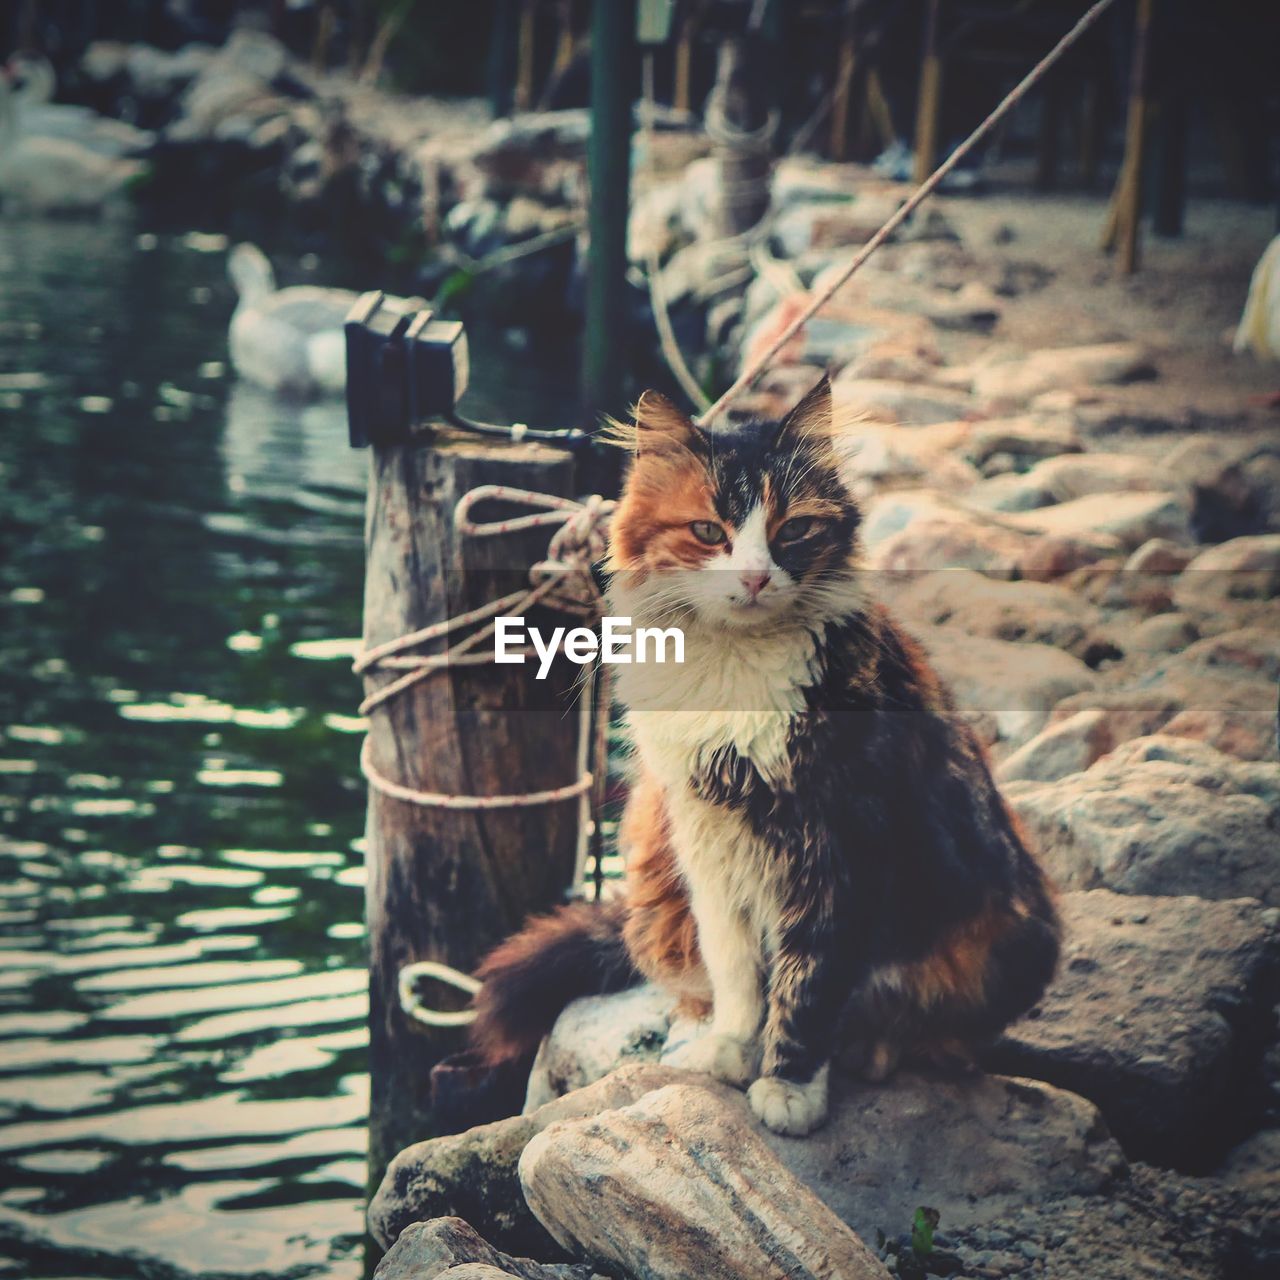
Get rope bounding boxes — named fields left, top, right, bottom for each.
left=361, top=486, right=615, bottom=1029
left=356, top=485, right=614, bottom=808
left=697, top=0, right=1120, bottom=425
left=399, top=959, right=481, bottom=1028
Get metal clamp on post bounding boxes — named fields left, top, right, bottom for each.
left=344, top=291, right=587, bottom=451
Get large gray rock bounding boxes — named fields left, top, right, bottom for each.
left=1005, top=490, right=1194, bottom=551
left=521, top=1070, right=1120, bottom=1253
left=996, top=708, right=1115, bottom=783
left=523, top=985, right=671, bottom=1112
left=1004, top=736, right=1280, bottom=904
left=913, top=626, right=1097, bottom=748
left=519, top=1084, right=891, bottom=1280
left=987, top=890, right=1280, bottom=1170
left=969, top=342, right=1154, bottom=408
left=369, top=1065, right=680, bottom=1255
left=373, top=1217, right=596, bottom=1280
left=889, top=569, right=1116, bottom=665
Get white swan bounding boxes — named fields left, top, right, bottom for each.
left=0, top=62, right=145, bottom=214
left=5, top=54, right=155, bottom=158
left=228, top=243, right=425, bottom=398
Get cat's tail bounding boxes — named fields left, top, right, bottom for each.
left=469, top=898, right=640, bottom=1065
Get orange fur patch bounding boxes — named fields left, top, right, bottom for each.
left=619, top=770, right=710, bottom=1018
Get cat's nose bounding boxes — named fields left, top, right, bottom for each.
left=740, top=569, right=771, bottom=598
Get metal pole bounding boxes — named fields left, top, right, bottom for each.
left=582, top=0, right=636, bottom=425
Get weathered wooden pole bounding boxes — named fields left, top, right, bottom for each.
left=361, top=431, right=581, bottom=1185
left=581, top=0, right=636, bottom=424
left=912, top=0, right=944, bottom=185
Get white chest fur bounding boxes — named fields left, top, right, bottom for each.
left=615, top=622, right=817, bottom=789
left=615, top=623, right=818, bottom=944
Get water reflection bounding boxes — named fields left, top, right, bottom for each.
left=0, top=221, right=371, bottom=1280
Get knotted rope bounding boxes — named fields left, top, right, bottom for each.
left=356, top=485, right=615, bottom=811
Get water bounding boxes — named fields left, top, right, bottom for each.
left=0, top=220, right=579, bottom=1279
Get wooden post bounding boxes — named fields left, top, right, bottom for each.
left=1102, top=0, right=1154, bottom=273
left=582, top=0, right=636, bottom=424
left=674, top=1, right=707, bottom=114
left=362, top=432, right=581, bottom=1185
left=515, top=0, right=537, bottom=112
left=829, top=14, right=858, bottom=162
left=912, top=0, right=944, bottom=185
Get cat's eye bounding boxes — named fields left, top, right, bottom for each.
left=776, top=517, right=817, bottom=543
left=690, top=521, right=726, bottom=545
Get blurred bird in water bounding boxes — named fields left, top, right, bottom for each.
left=0, top=58, right=146, bottom=214
left=227, top=243, right=424, bottom=398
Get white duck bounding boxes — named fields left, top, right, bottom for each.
left=227, top=243, right=424, bottom=398
left=5, top=55, right=155, bottom=159
left=0, top=62, right=145, bottom=214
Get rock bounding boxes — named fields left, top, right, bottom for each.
left=1214, top=1128, right=1280, bottom=1201
left=831, top=376, right=974, bottom=426
left=521, top=1070, right=1121, bottom=1261
left=373, top=1217, right=596, bottom=1280
left=1174, top=534, right=1280, bottom=613
left=1004, top=490, right=1194, bottom=551
left=1157, top=435, right=1280, bottom=541
left=519, top=1084, right=891, bottom=1280
left=1126, top=611, right=1200, bottom=656
left=368, top=1064, right=681, bottom=1255
left=913, top=627, right=1097, bottom=748
left=1125, top=538, right=1196, bottom=576
left=862, top=491, right=1116, bottom=580
left=523, top=985, right=671, bottom=1112
left=1004, top=736, right=1280, bottom=904
left=889, top=569, right=1117, bottom=665
left=996, top=708, right=1115, bottom=783
left=987, top=890, right=1280, bottom=1170
left=963, top=416, right=1083, bottom=469
left=918, top=281, right=1003, bottom=332
left=970, top=342, right=1155, bottom=408
left=838, top=421, right=979, bottom=497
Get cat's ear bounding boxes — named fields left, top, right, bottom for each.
left=776, top=374, right=834, bottom=445
left=632, top=390, right=700, bottom=455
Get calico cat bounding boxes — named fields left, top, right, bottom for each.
left=471, top=376, right=1060, bottom=1136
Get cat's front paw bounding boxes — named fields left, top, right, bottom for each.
left=664, top=1031, right=760, bottom=1088
left=748, top=1070, right=829, bottom=1136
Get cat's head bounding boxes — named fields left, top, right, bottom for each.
left=607, top=376, right=864, bottom=630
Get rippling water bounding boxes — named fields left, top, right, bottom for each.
left=0, top=221, right=579, bottom=1279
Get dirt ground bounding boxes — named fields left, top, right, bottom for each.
left=931, top=189, right=1279, bottom=433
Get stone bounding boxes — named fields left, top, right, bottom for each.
left=912, top=626, right=1097, bottom=747
left=519, top=1084, right=891, bottom=1280
left=1126, top=612, right=1200, bottom=656
left=837, top=422, right=979, bottom=497
left=523, top=985, right=671, bottom=1112
left=996, top=708, right=1115, bottom=783
left=1004, top=736, right=1280, bottom=905
left=1004, top=491, right=1194, bottom=551
left=830, top=376, right=974, bottom=426
left=1125, top=538, right=1196, bottom=576
left=373, top=1217, right=596, bottom=1280
left=368, top=1064, right=680, bottom=1255
left=970, top=342, right=1155, bottom=409
left=1174, top=534, right=1280, bottom=613
left=963, top=417, right=1083, bottom=469
left=1214, top=1128, right=1280, bottom=1201
left=1157, top=435, right=1280, bottom=541
left=522, top=1070, right=1121, bottom=1260
left=987, top=890, right=1280, bottom=1170
left=889, top=569, right=1117, bottom=665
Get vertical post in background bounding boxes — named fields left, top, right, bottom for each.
left=362, top=436, right=580, bottom=1187
left=1117, top=0, right=1154, bottom=273
left=488, top=0, right=519, bottom=118
left=582, top=0, right=636, bottom=428
left=912, top=0, right=944, bottom=185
